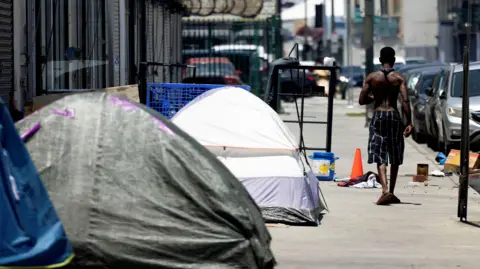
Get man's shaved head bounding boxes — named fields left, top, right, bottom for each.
left=379, top=46, right=396, bottom=66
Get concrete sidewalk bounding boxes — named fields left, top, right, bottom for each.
left=270, top=92, right=480, bottom=268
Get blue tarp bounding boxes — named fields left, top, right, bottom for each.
left=0, top=99, right=74, bottom=267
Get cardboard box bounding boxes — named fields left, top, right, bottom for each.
left=470, top=171, right=480, bottom=194
left=444, top=149, right=480, bottom=173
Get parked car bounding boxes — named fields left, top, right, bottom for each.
left=340, top=65, right=364, bottom=87
left=405, top=57, right=427, bottom=65
left=279, top=67, right=324, bottom=102
left=425, top=66, right=451, bottom=150
left=403, top=65, right=448, bottom=142
left=439, top=61, right=480, bottom=153
left=397, top=62, right=446, bottom=75
left=397, top=64, right=447, bottom=124
left=183, top=57, right=244, bottom=85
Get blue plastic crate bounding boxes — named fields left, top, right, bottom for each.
left=146, top=83, right=251, bottom=118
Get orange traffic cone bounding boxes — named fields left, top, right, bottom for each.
left=350, top=148, right=364, bottom=179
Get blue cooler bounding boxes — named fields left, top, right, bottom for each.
left=308, top=152, right=338, bottom=181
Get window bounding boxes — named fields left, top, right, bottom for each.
left=393, top=0, right=401, bottom=14
left=416, top=74, right=436, bottom=94
left=380, top=0, right=388, bottom=15
left=450, top=69, right=480, bottom=97
left=407, top=73, right=420, bottom=89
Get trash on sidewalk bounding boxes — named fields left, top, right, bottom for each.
left=334, top=177, right=350, bottom=182
left=430, top=170, right=445, bottom=177
left=444, top=149, right=480, bottom=173
left=435, top=152, right=447, bottom=165
left=338, top=171, right=381, bottom=188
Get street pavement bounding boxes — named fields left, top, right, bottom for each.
left=269, top=88, right=480, bottom=268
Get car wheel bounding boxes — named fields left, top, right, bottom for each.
left=443, top=127, right=453, bottom=155
left=427, top=135, right=438, bottom=151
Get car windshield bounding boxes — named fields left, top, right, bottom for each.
left=187, top=62, right=235, bottom=77
left=451, top=69, right=480, bottom=97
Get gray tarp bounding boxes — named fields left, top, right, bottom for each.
left=15, top=93, right=275, bottom=269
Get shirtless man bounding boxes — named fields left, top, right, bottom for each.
left=359, top=47, right=413, bottom=205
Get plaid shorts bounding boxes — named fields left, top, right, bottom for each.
left=368, top=110, right=405, bottom=165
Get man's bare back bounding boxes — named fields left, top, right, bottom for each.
left=359, top=70, right=412, bottom=118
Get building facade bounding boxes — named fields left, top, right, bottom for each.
left=437, top=0, right=480, bottom=63
left=402, top=0, right=438, bottom=61
left=13, top=0, right=185, bottom=112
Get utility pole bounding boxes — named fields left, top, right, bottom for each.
left=346, top=0, right=354, bottom=107
left=364, top=0, right=374, bottom=127
left=331, top=0, right=335, bottom=33
left=304, top=0, right=308, bottom=60
left=458, top=0, right=472, bottom=222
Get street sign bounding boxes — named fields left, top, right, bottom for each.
left=353, top=7, right=380, bottom=24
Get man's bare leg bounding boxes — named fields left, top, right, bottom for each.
left=377, top=163, right=388, bottom=194
left=389, top=164, right=401, bottom=203
left=376, top=163, right=396, bottom=205
left=389, top=164, right=399, bottom=194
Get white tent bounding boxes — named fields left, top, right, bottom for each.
left=172, top=87, right=325, bottom=225
left=172, top=87, right=298, bottom=158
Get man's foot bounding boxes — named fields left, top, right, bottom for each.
left=376, top=192, right=394, bottom=205
left=390, top=194, right=401, bottom=204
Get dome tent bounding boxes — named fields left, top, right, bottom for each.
left=172, top=87, right=326, bottom=225
left=0, top=99, right=73, bottom=267
left=15, top=92, right=275, bottom=268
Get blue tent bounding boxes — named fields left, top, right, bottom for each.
left=0, top=99, right=74, bottom=267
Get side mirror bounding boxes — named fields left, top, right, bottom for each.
left=439, top=90, right=447, bottom=100
left=425, top=87, right=433, bottom=96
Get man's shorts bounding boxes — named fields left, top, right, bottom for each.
left=368, top=110, right=405, bottom=165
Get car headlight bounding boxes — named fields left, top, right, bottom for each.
left=339, top=76, right=349, bottom=82
left=448, top=107, right=464, bottom=118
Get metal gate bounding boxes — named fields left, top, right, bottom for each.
left=0, top=0, right=13, bottom=109
left=181, top=16, right=282, bottom=96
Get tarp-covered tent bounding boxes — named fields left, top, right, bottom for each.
left=0, top=99, right=73, bottom=267
left=172, top=87, right=325, bottom=225
left=15, top=92, right=276, bottom=268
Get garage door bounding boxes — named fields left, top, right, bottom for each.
left=0, top=0, right=13, bottom=109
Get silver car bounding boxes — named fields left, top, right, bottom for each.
left=438, top=62, right=480, bottom=153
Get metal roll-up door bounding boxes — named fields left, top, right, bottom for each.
left=163, top=8, right=171, bottom=82
left=146, top=1, right=154, bottom=63
left=170, top=12, right=182, bottom=83
left=0, top=0, right=13, bottom=109
left=112, top=0, right=121, bottom=86
left=154, top=6, right=164, bottom=82
left=145, top=1, right=154, bottom=81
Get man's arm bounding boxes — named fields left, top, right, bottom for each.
left=399, top=74, right=412, bottom=125
left=359, top=74, right=374, bottom=105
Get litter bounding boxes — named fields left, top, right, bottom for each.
left=430, top=170, right=445, bottom=177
